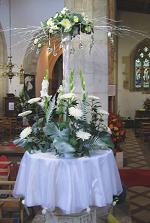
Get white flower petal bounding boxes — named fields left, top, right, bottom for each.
left=88, top=95, right=100, bottom=100
left=18, top=110, right=32, bottom=117
left=59, top=93, right=76, bottom=100
left=69, top=107, right=83, bottom=119
left=28, top=97, right=41, bottom=104
left=76, top=130, right=91, bottom=141
left=20, top=127, right=32, bottom=139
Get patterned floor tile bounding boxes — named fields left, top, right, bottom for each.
left=133, top=210, right=150, bottom=223
left=122, top=129, right=150, bottom=223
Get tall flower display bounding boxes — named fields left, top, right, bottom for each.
left=14, top=70, right=114, bottom=157
left=33, top=7, right=94, bottom=50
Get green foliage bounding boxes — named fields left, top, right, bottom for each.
left=14, top=70, right=114, bottom=157
left=15, top=90, right=30, bottom=114
left=79, top=70, right=86, bottom=100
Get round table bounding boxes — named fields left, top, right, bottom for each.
left=13, top=149, right=122, bottom=215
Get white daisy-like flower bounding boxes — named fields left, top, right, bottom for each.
left=18, top=110, right=32, bottom=117
left=28, top=97, right=41, bottom=104
left=76, top=130, right=91, bottom=141
left=69, top=107, right=83, bottom=119
left=60, top=19, right=72, bottom=30
left=59, top=93, right=76, bottom=100
left=47, top=18, right=54, bottom=27
left=20, top=127, right=32, bottom=140
left=99, top=109, right=109, bottom=115
left=33, top=38, right=38, bottom=45
left=88, top=95, right=100, bottom=100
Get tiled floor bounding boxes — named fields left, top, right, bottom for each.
left=122, top=129, right=150, bottom=223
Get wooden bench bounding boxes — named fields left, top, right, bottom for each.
left=140, top=122, right=150, bottom=141
left=0, top=180, right=23, bottom=223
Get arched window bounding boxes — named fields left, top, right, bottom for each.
left=132, top=39, right=150, bottom=91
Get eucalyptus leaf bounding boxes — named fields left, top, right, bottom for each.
left=53, top=139, right=75, bottom=155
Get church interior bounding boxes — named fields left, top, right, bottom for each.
left=0, top=0, right=150, bottom=222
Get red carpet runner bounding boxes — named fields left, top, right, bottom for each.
left=119, top=168, right=150, bottom=187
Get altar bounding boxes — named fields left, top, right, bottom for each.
left=13, top=149, right=122, bottom=222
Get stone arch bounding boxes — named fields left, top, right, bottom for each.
left=23, top=36, right=62, bottom=96
left=0, top=23, right=8, bottom=114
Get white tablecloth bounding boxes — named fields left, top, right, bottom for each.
left=13, top=150, right=122, bottom=214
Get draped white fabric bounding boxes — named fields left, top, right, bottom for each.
left=13, top=150, right=122, bottom=214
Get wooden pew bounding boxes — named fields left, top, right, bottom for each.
left=140, top=122, right=150, bottom=141
left=0, top=180, right=23, bottom=223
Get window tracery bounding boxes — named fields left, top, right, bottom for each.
left=134, top=39, right=150, bottom=91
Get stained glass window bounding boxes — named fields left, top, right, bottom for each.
left=134, top=39, right=150, bottom=90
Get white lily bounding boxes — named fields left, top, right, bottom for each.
left=28, top=97, right=41, bottom=104
left=18, top=110, right=32, bottom=117
left=20, top=127, right=32, bottom=139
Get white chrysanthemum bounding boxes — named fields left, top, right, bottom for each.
left=99, top=109, right=109, bottom=115
left=88, top=95, right=100, bottom=100
left=28, top=97, right=41, bottom=104
left=59, top=93, right=76, bottom=100
left=34, top=38, right=38, bottom=45
left=76, top=130, right=91, bottom=141
left=60, top=19, right=72, bottom=30
left=69, top=107, right=83, bottom=119
left=20, top=127, right=32, bottom=139
left=47, top=18, right=54, bottom=27
left=18, top=110, right=32, bottom=117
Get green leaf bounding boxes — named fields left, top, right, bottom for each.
left=69, top=70, right=75, bottom=93
left=53, top=139, right=75, bottom=155
left=46, top=96, right=56, bottom=123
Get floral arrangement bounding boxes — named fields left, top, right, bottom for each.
left=108, top=113, right=126, bottom=150
left=143, top=98, right=150, bottom=110
left=14, top=70, right=114, bottom=158
left=33, top=7, right=94, bottom=49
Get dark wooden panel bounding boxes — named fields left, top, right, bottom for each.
left=117, top=0, right=150, bottom=14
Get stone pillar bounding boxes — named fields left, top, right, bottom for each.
left=64, top=0, right=108, bottom=112
left=0, top=26, right=8, bottom=114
